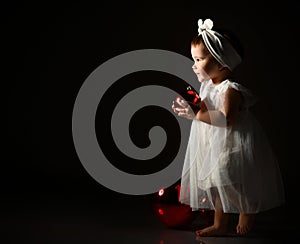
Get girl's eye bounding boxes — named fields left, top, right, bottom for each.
left=196, top=58, right=201, bottom=62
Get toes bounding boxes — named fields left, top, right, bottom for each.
left=237, top=225, right=250, bottom=235
left=244, top=226, right=250, bottom=234
left=195, top=230, right=206, bottom=237
left=237, top=225, right=245, bottom=234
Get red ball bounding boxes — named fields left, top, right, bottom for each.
left=152, top=182, right=200, bottom=229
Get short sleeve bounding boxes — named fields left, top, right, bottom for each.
left=228, top=81, right=258, bottom=109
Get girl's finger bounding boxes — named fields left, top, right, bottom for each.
left=175, top=107, right=185, bottom=112
left=176, top=97, right=186, bottom=107
left=176, top=100, right=186, bottom=108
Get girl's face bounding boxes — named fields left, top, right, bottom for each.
left=191, top=42, right=220, bottom=82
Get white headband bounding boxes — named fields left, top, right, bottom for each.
left=197, top=19, right=242, bottom=71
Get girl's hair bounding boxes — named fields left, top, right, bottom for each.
left=191, top=28, right=244, bottom=61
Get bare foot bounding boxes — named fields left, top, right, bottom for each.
left=236, top=213, right=255, bottom=235
left=195, top=225, right=227, bottom=237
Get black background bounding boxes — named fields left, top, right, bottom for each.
left=2, top=1, right=299, bottom=241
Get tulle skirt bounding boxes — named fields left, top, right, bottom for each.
left=179, top=111, right=285, bottom=213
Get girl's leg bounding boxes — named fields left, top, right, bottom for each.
left=195, top=195, right=229, bottom=236
left=223, top=183, right=256, bottom=235
left=195, top=209, right=229, bottom=236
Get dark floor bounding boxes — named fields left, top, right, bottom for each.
left=1, top=192, right=296, bottom=244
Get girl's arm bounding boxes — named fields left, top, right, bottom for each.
left=195, top=88, right=242, bottom=127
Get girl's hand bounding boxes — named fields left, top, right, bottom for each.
left=172, top=97, right=196, bottom=120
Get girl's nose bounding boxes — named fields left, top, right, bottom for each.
left=192, top=64, right=197, bottom=70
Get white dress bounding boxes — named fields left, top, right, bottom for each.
left=179, top=79, right=285, bottom=213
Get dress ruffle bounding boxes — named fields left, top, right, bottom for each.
left=179, top=79, right=285, bottom=213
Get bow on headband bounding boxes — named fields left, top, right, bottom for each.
left=198, top=19, right=213, bottom=34
left=196, top=18, right=242, bottom=71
